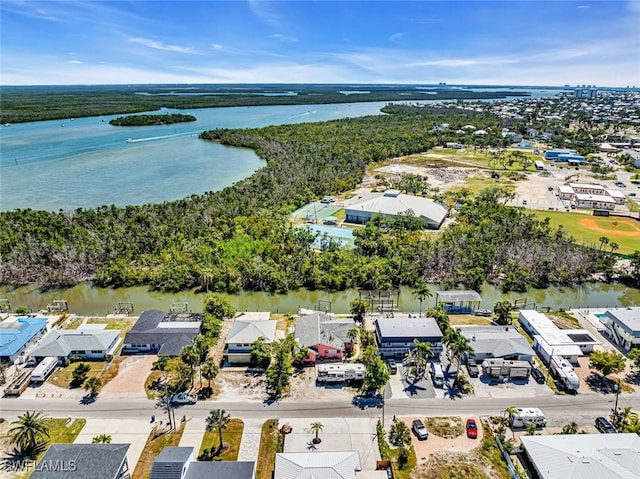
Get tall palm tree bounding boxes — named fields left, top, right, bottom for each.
left=84, top=376, right=103, bottom=399
left=413, top=279, right=432, bottom=318
left=201, top=360, right=219, bottom=388
left=449, top=334, right=474, bottom=377
left=561, top=421, right=579, bottom=434
left=180, top=344, right=200, bottom=387
left=206, top=409, right=231, bottom=453
left=92, top=434, right=112, bottom=444
left=502, top=406, right=518, bottom=440
left=310, top=421, right=324, bottom=444
left=9, top=411, right=50, bottom=457
left=412, top=339, right=433, bottom=378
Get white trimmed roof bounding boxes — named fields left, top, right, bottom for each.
left=521, top=433, right=640, bottom=479
left=570, top=183, right=606, bottom=190
left=575, top=193, right=616, bottom=203
left=30, top=329, right=120, bottom=357
left=458, top=326, right=534, bottom=358
left=346, top=192, right=448, bottom=225
left=226, top=318, right=277, bottom=345
left=275, top=451, right=361, bottom=479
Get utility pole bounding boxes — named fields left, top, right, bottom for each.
left=613, top=378, right=621, bottom=425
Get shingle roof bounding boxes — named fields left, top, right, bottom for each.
left=295, top=313, right=353, bottom=351
left=458, top=326, right=535, bottom=359
left=30, top=443, right=129, bottom=479
left=0, top=317, right=48, bottom=357
left=30, top=329, right=120, bottom=358
left=226, top=318, right=277, bottom=345
left=275, top=451, right=361, bottom=479
left=123, top=310, right=201, bottom=356
left=521, top=433, right=640, bottom=479
left=184, top=461, right=255, bottom=479
left=150, top=447, right=193, bottom=479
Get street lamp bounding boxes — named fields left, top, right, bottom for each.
left=612, top=378, right=621, bottom=425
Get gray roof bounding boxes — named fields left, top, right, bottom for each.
left=295, top=313, right=354, bottom=350
left=521, top=433, right=640, bottom=479
left=30, top=443, right=129, bottom=479
left=226, top=318, right=277, bottom=345
left=185, top=461, right=255, bottom=479
left=124, top=310, right=201, bottom=356
left=458, top=326, right=535, bottom=358
left=376, top=317, right=443, bottom=342
left=150, top=447, right=193, bottom=479
left=606, top=307, right=640, bottom=335
left=436, top=290, right=482, bottom=302
left=275, top=451, right=361, bottom=479
left=30, top=329, right=120, bottom=358
left=346, top=191, right=448, bottom=225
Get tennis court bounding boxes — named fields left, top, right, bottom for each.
left=292, top=202, right=343, bottom=222
left=297, top=224, right=355, bottom=247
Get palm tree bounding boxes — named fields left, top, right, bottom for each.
left=310, top=421, right=324, bottom=444
left=525, top=423, right=537, bottom=436
left=502, top=406, right=518, bottom=440
left=84, top=376, right=103, bottom=399
left=9, top=411, right=50, bottom=457
left=201, top=360, right=219, bottom=388
left=449, top=334, right=475, bottom=378
left=206, top=409, right=231, bottom=453
left=413, top=279, right=432, bottom=318
left=609, top=242, right=619, bottom=253
left=561, top=421, right=579, bottom=434
left=180, top=344, right=200, bottom=387
left=598, top=236, right=609, bottom=251
left=410, top=339, right=433, bottom=379
left=493, top=300, right=513, bottom=325
left=92, top=434, right=112, bottom=444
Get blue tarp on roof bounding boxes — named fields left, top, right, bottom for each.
left=0, top=317, right=48, bottom=357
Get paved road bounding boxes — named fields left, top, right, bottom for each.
left=2, top=393, right=639, bottom=426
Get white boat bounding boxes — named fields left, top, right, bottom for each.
left=126, top=138, right=133, bottom=143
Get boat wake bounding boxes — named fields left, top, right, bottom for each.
left=125, top=131, right=198, bottom=143
left=288, top=110, right=316, bottom=119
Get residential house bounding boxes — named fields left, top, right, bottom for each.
left=30, top=443, right=130, bottom=479
left=0, top=317, right=48, bottom=363
left=275, top=451, right=361, bottom=479
left=294, top=312, right=355, bottom=363
left=29, top=326, right=121, bottom=361
left=123, top=310, right=202, bottom=356
left=521, top=433, right=640, bottom=479
left=376, top=317, right=443, bottom=358
left=602, top=307, right=640, bottom=351
left=224, top=312, right=277, bottom=364
left=458, top=326, right=535, bottom=362
left=150, top=446, right=255, bottom=479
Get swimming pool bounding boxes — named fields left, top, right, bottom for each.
left=595, top=313, right=609, bottom=323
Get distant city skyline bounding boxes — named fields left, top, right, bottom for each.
left=1, top=0, right=639, bottom=86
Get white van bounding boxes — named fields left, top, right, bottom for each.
left=430, top=362, right=445, bottom=388
left=30, top=357, right=58, bottom=383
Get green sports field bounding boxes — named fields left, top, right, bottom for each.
left=530, top=210, right=640, bottom=255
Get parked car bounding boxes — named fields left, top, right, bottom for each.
left=466, top=358, right=479, bottom=378
left=531, top=368, right=546, bottom=384
left=172, top=392, right=197, bottom=405
left=473, top=309, right=492, bottom=317
left=466, top=418, right=478, bottom=439
left=595, top=416, right=616, bottom=434
left=412, top=419, right=429, bottom=440
left=320, top=196, right=335, bottom=204
left=522, top=200, right=528, bottom=205
left=386, top=358, right=398, bottom=374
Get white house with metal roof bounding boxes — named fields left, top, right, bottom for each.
left=458, top=326, right=535, bottom=361
left=344, top=190, right=448, bottom=229
left=521, top=433, right=640, bottom=479
left=29, top=326, right=121, bottom=361
left=275, top=451, right=361, bottom=479
left=224, top=312, right=277, bottom=364
left=603, top=307, right=640, bottom=351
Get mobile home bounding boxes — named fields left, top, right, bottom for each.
left=316, top=363, right=365, bottom=383
left=509, top=407, right=546, bottom=428
left=481, top=359, right=531, bottom=379
left=30, top=356, right=58, bottom=383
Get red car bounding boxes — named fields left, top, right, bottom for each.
left=466, top=418, right=478, bottom=439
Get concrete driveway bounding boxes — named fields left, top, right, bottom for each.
left=74, top=418, right=153, bottom=473
left=279, top=417, right=380, bottom=470
left=100, top=355, right=156, bottom=399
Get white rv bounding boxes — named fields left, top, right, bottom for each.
left=549, top=355, right=580, bottom=392
left=317, top=363, right=365, bottom=383
left=509, top=407, right=546, bottom=428
left=30, top=356, right=58, bottom=383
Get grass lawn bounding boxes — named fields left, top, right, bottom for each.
left=390, top=444, right=417, bottom=479
left=449, top=314, right=495, bottom=326
left=144, top=370, right=167, bottom=400
left=86, top=317, right=137, bottom=337
left=529, top=210, right=640, bottom=254
left=48, top=362, right=106, bottom=389
left=424, top=416, right=464, bottom=438
left=45, top=418, right=86, bottom=444
left=132, top=422, right=185, bottom=479
left=198, top=418, right=244, bottom=461
left=255, top=419, right=283, bottom=479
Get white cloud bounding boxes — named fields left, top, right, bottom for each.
left=270, top=33, right=297, bottom=43
left=248, top=0, right=282, bottom=28
left=389, top=32, right=405, bottom=43
left=577, top=5, right=590, bottom=9
left=128, top=37, right=196, bottom=54
left=67, top=60, right=83, bottom=64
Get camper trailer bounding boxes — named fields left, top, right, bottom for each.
left=509, top=407, right=546, bottom=428
left=317, top=363, right=365, bottom=383
left=549, top=355, right=580, bottom=392
left=30, top=357, right=58, bottom=383
left=481, top=359, right=531, bottom=379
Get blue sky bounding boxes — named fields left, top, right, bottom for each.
left=1, top=0, right=639, bottom=86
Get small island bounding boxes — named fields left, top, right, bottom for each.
left=109, top=113, right=196, bottom=126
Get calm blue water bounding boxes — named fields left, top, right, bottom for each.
left=0, top=89, right=559, bottom=212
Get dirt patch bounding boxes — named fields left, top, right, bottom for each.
left=286, top=366, right=355, bottom=402
left=206, top=317, right=234, bottom=364
left=424, top=417, right=464, bottom=438
left=373, top=163, right=482, bottom=191
left=412, top=449, right=505, bottom=479
left=579, top=218, right=640, bottom=237
left=100, top=355, right=156, bottom=398
left=214, top=371, right=266, bottom=402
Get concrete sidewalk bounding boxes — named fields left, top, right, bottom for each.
left=178, top=416, right=207, bottom=452
left=74, top=418, right=152, bottom=473
left=237, top=418, right=265, bottom=461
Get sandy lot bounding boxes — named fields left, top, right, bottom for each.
left=400, top=415, right=482, bottom=464
left=101, top=355, right=156, bottom=398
